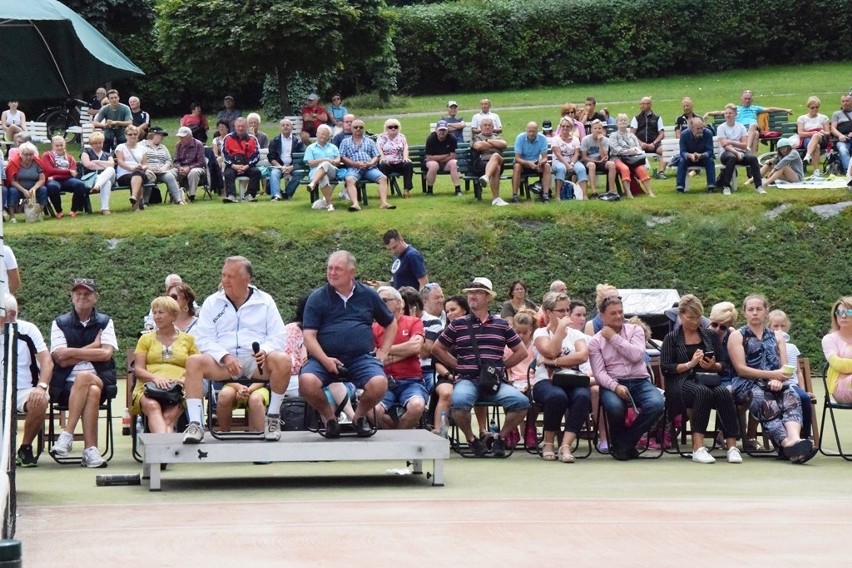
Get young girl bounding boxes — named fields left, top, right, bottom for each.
left=759, top=137, right=803, bottom=192
left=767, top=309, right=813, bottom=439
left=504, top=308, right=538, bottom=449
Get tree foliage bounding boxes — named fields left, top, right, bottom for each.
left=59, top=0, right=155, bottom=37
left=156, top=0, right=392, bottom=113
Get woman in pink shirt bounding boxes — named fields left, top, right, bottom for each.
left=377, top=119, right=414, bottom=198
left=823, top=296, right=852, bottom=404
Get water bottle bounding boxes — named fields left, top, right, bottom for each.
left=121, top=410, right=131, bottom=436
left=439, top=412, right=449, bottom=439
left=488, top=418, right=498, bottom=434
left=135, top=416, right=144, bottom=436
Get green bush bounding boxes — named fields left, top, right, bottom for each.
left=393, top=0, right=852, bottom=94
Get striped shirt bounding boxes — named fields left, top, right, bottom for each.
left=437, top=313, right=520, bottom=377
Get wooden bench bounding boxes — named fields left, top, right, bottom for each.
left=710, top=111, right=794, bottom=152
left=139, top=430, right=450, bottom=491
left=0, top=120, right=49, bottom=147
left=414, top=143, right=471, bottom=194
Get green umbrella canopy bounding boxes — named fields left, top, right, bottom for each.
left=0, top=0, right=144, bottom=100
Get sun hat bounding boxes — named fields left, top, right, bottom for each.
left=462, top=277, right=497, bottom=297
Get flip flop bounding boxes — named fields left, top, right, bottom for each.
left=348, top=205, right=361, bottom=212
left=558, top=445, right=576, bottom=463
left=380, top=204, right=397, bottom=210
left=541, top=443, right=557, bottom=461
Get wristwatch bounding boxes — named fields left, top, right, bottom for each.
left=37, top=382, right=48, bottom=391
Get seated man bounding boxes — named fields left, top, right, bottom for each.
left=588, top=295, right=664, bottom=461
left=304, top=124, right=341, bottom=211
left=424, top=120, right=461, bottom=196
left=470, top=98, right=502, bottom=135
left=222, top=117, right=261, bottom=203
left=299, top=251, right=398, bottom=437
left=170, top=126, right=206, bottom=202
left=300, top=93, right=329, bottom=146
left=181, top=256, right=291, bottom=443
left=49, top=278, right=118, bottom=468
left=717, top=104, right=762, bottom=195
left=3, top=294, right=52, bottom=467
left=373, top=287, right=426, bottom=429
left=332, top=114, right=354, bottom=148
left=339, top=119, right=394, bottom=211
left=431, top=277, right=530, bottom=457
left=830, top=93, right=852, bottom=174
left=216, top=95, right=240, bottom=130
left=578, top=96, right=606, bottom=131
left=268, top=118, right=305, bottom=201
left=676, top=117, right=716, bottom=193
left=512, top=121, right=552, bottom=202
left=630, top=96, right=666, bottom=178
left=471, top=118, right=508, bottom=206
left=674, top=96, right=699, bottom=139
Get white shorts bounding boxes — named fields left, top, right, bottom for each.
left=16, top=386, right=34, bottom=413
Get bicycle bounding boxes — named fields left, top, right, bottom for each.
left=36, top=97, right=88, bottom=142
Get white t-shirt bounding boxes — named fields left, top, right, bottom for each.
left=797, top=113, right=828, bottom=132
left=50, top=316, right=118, bottom=381
left=0, top=319, right=47, bottom=392
left=471, top=112, right=502, bottom=131
left=1, top=245, right=18, bottom=300
left=532, top=326, right=589, bottom=384
left=716, top=122, right=748, bottom=146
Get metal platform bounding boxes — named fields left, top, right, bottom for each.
left=139, top=430, right=450, bottom=491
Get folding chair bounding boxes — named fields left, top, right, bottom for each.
left=818, top=362, right=852, bottom=460
left=206, top=379, right=269, bottom=441
left=595, top=377, right=664, bottom=459
left=48, top=384, right=116, bottom=465
left=449, top=402, right=514, bottom=458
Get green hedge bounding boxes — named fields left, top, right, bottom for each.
left=11, top=206, right=851, bottom=370
left=394, top=0, right=852, bottom=94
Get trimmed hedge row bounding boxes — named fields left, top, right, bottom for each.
left=394, top=0, right=852, bottom=94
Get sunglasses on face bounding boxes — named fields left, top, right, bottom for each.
left=709, top=322, right=729, bottom=332
left=387, top=125, right=399, bottom=130
left=836, top=309, right=852, bottom=317
left=352, top=126, right=364, bottom=130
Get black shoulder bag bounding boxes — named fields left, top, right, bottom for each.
left=466, top=317, right=503, bottom=395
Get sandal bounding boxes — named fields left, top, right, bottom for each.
left=558, top=445, right=575, bottom=463
left=541, top=442, right=557, bottom=461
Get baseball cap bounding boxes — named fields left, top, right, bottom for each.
left=224, top=95, right=234, bottom=101
left=148, top=125, right=168, bottom=136
left=72, top=278, right=98, bottom=293
left=542, top=120, right=553, bottom=131
left=176, top=126, right=193, bottom=137
left=447, top=101, right=458, bottom=107
left=307, top=93, right=319, bottom=101
left=436, top=120, right=449, bottom=131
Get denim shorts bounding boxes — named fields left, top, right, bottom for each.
left=450, top=378, right=530, bottom=412
left=381, top=379, right=428, bottom=410
left=344, top=167, right=385, bottom=183
left=301, top=353, right=386, bottom=390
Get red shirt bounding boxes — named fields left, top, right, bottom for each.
left=301, top=104, right=328, bottom=131
left=373, top=315, right=424, bottom=380
left=41, top=151, right=77, bottom=181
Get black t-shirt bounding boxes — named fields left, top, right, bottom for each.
left=425, top=132, right=457, bottom=157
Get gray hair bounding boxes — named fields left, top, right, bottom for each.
left=328, top=250, right=355, bottom=268
left=224, top=256, right=253, bottom=277
left=317, top=124, right=332, bottom=137
left=377, top=286, right=402, bottom=301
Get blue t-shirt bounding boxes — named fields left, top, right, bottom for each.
left=442, top=116, right=464, bottom=143
left=391, top=245, right=427, bottom=289
left=304, top=141, right=340, bottom=178
left=303, top=281, right=394, bottom=360
left=327, top=105, right=348, bottom=124
left=514, top=133, right=549, bottom=162
left=736, top=104, right=764, bottom=127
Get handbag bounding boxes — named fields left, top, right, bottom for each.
left=621, top=154, right=646, bottom=167
left=143, top=381, right=184, bottom=406
left=23, top=195, right=42, bottom=223
left=466, top=317, right=503, bottom=395
left=694, top=372, right=722, bottom=388
left=80, top=171, right=98, bottom=190
left=551, top=369, right=591, bottom=388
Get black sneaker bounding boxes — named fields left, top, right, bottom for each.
left=354, top=416, right=373, bottom=437
left=324, top=419, right=341, bottom=438
left=16, top=445, right=37, bottom=468
left=469, top=438, right=487, bottom=457
left=510, top=194, right=520, bottom=203
left=675, top=187, right=685, bottom=193
left=491, top=436, right=507, bottom=457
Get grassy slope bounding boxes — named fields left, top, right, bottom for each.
left=5, top=64, right=851, bottom=365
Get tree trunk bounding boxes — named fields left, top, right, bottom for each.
left=276, top=65, right=292, bottom=115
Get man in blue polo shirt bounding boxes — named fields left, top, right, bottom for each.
left=706, top=90, right=791, bottom=153
left=512, top=122, right=551, bottom=203
left=299, top=250, right=398, bottom=437
left=382, top=229, right=428, bottom=290
left=432, top=277, right=529, bottom=457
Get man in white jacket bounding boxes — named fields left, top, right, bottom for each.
left=182, top=256, right=291, bottom=443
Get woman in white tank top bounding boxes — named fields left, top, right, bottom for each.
left=2, top=101, right=28, bottom=142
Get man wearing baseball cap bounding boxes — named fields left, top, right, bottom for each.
left=171, top=126, right=207, bottom=201
left=217, top=95, right=240, bottom=130
left=432, top=277, right=530, bottom=457
left=48, top=278, right=118, bottom=468
left=442, top=101, right=465, bottom=143
left=300, top=93, right=329, bottom=146
left=424, top=120, right=461, bottom=196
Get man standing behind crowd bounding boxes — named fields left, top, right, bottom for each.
left=299, top=251, right=397, bottom=437
left=442, top=101, right=466, bottom=143
left=424, top=120, right=461, bottom=196
left=181, top=256, right=291, bottom=444
left=471, top=98, right=502, bottom=135
left=300, top=93, right=329, bottom=146
left=93, top=89, right=132, bottom=152
left=217, top=95, right=240, bottom=130
left=383, top=229, right=428, bottom=290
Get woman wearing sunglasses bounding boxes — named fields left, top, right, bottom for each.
left=822, top=297, right=852, bottom=404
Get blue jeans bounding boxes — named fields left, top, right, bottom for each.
left=600, top=378, right=664, bottom=450
left=792, top=385, right=812, bottom=439
left=836, top=138, right=851, bottom=173
left=268, top=167, right=304, bottom=199
left=676, top=156, right=716, bottom=189
left=6, top=185, right=48, bottom=209
left=532, top=380, right=591, bottom=434
left=451, top=378, right=530, bottom=413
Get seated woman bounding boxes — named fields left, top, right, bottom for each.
left=660, top=295, right=741, bottom=464
left=707, top=301, right=738, bottom=390
left=132, top=296, right=199, bottom=433
left=728, top=294, right=815, bottom=463
left=209, top=119, right=230, bottom=194
left=500, top=279, right=538, bottom=321
left=42, top=136, right=88, bottom=218
left=608, top=113, right=655, bottom=198
left=551, top=117, right=588, bottom=200
left=822, top=296, right=852, bottom=404
left=377, top=119, right=415, bottom=198
left=796, top=96, right=829, bottom=172
left=760, top=138, right=803, bottom=191
left=3, top=142, right=46, bottom=221
left=166, top=282, right=199, bottom=334
left=80, top=132, right=116, bottom=215
left=180, top=102, right=209, bottom=144
left=580, top=119, right=616, bottom=198
left=2, top=101, right=27, bottom=142
left=532, top=292, right=592, bottom=462
left=114, top=124, right=149, bottom=210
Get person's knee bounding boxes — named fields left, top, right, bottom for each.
left=406, top=397, right=426, bottom=415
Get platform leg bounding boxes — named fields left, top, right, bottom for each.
left=142, top=462, right=151, bottom=480
left=411, top=459, right=423, bottom=475
left=431, top=459, right=444, bottom=487
left=148, top=463, right=161, bottom=491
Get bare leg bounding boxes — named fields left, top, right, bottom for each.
left=22, top=398, right=48, bottom=445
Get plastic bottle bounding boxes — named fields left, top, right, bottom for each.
left=121, top=410, right=131, bottom=436
left=439, top=412, right=449, bottom=439
left=135, top=416, right=144, bottom=436
left=488, top=418, right=499, bottom=434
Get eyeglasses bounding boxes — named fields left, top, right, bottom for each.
left=381, top=297, right=398, bottom=303
left=709, top=322, right=729, bottom=332
left=835, top=309, right=852, bottom=317
left=551, top=308, right=569, bottom=314
left=387, top=125, right=399, bottom=130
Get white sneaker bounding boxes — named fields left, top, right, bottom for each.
left=692, top=447, right=716, bottom=464
left=803, top=154, right=812, bottom=164
left=479, top=175, right=489, bottom=187
left=491, top=197, right=508, bottom=206
left=182, top=421, right=205, bottom=444
left=52, top=431, right=73, bottom=456
left=311, top=198, right=328, bottom=210
left=722, top=187, right=731, bottom=196
left=812, top=169, right=822, bottom=177
left=727, top=446, right=743, bottom=464
left=264, top=415, right=281, bottom=441
left=81, top=446, right=106, bottom=468
left=326, top=202, right=334, bottom=212
left=756, top=187, right=767, bottom=194
left=244, top=194, right=257, bottom=202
